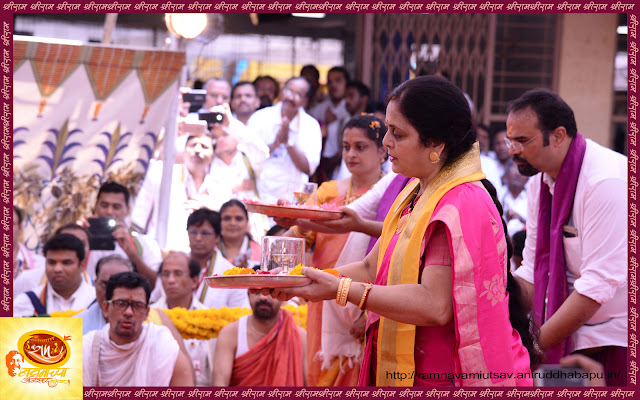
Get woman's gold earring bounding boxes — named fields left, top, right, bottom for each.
left=429, top=152, right=440, bottom=163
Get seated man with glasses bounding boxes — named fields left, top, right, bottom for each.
left=187, top=208, right=249, bottom=309
left=83, top=271, right=194, bottom=386
left=152, top=251, right=215, bottom=386
left=247, top=76, right=322, bottom=204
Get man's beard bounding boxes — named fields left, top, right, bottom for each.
left=514, top=156, right=539, bottom=176
left=258, top=96, right=272, bottom=109
left=253, top=301, right=279, bottom=320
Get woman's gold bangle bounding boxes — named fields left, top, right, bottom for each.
left=336, top=278, right=346, bottom=304
left=292, top=226, right=311, bottom=238
left=340, top=278, right=352, bottom=306
left=358, top=283, right=373, bottom=310
left=336, top=277, right=352, bottom=306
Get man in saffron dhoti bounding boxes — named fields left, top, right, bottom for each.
left=212, top=291, right=306, bottom=386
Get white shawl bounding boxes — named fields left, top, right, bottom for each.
left=83, top=323, right=179, bottom=386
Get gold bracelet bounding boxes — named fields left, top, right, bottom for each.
left=337, top=278, right=346, bottom=306
left=292, top=226, right=311, bottom=238
left=343, top=278, right=353, bottom=306
left=337, top=278, right=352, bottom=307
left=336, top=278, right=346, bottom=305
left=358, top=283, right=373, bottom=310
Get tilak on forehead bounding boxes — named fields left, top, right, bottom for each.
left=508, top=125, right=513, bottom=138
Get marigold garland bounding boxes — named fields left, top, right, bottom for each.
left=51, top=309, right=84, bottom=317
left=289, top=264, right=339, bottom=277
left=50, top=305, right=307, bottom=340
left=163, top=305, right=307, bottom=340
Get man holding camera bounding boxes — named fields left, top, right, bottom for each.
left=85, top=182, right=162, bottom=290
left=180, top=78, right=268, bottom=197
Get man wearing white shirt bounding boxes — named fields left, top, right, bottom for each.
left=152, top=251, right=215, bottom=386
left=500, top=160, right=529, bottom=235
left=14, top=223, right=92, bottom=297
left=133, top=134, right=218, bottom=253
left=230, top=81, right=260, bottom=126
left=179, top=78, right=261, bottom=155
left=86, top=182, right=162, bottom=288
left=247, top=77, right=322, bottom=204
left=13, top=234, right=95, bottom=317
left=183, top=208, right=249, bottom=309
left=309, top=67, right=351, bottom=182
left=209, top=134, right=269, bottom=239
left=332, top=81, right=374, bottom=181
left=508, top=89, right=627, bottom=385
left=480, top=153, right=504, bottom=199
left=476, top=123, right=495, bottom=159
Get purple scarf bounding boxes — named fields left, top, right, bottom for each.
left=366, top=175, right=412, bottom=254
left=533, top=133, right=587, bottom=363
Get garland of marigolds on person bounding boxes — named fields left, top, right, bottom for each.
left=50, top=305, right=308, bottom=340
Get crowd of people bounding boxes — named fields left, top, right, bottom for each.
left=12, top=67, right=627, bottom=388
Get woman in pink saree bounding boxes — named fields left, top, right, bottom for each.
left=267, top=76, right=539, bottom=387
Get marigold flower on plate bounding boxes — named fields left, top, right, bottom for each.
left=223, top=267, right=256, bottom=275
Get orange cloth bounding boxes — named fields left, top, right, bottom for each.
left=230, top=310, right=304, bottom=386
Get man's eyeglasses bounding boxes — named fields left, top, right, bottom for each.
left=187, top=229, right=216, bottom=237
left=504, top=133, right=543, bottom=152
left=107, top=299, right=148, bottom=314
left=281, top=88, right=305, bottom=101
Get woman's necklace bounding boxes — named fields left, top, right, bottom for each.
left=395, top=185, right=421, bottom=235
left=345, top=171, right=384, bottom=205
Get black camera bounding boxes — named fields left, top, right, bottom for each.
left=88, top=217, right=118, bottom=251
left=198, top=111, right=224, bottom=127
left=182, top=89, right=207, bottom=113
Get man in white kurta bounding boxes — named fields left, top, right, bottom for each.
left=83, top=271, right=193, bottom=386
left=132, top=134, right=218, bottom=253
left=247, top=77, right=322, bottom=204
left=309, top=67, right=351, bottom=181
left=13, top=234, right=95, bottom=317
left=209, top=134, right=269, bottom=240
left=86, top=182, right=162, bottom=289
left=151, top=252, right=216, bottom=386
left=500, top=161, right=529, bottom=235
